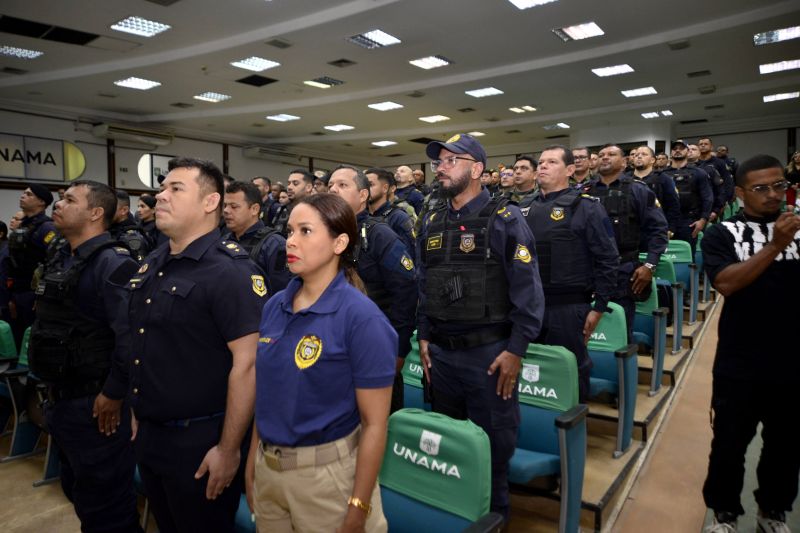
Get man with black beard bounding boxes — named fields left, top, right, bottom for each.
left=627, top=146, right=681, bottom=237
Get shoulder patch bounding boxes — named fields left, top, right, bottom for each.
left=113, top=246, right=131, bottom=256
left=251, top=274, right=268, bottom=297
left=400, top=254, right=414, bottom=271
left=43, top=230, right=56, bottom=244
left=513, top=244, right=533, bottom=263
left=218, top=240, right=248, bottom=257
left=580, top=193, right=599, bottom=202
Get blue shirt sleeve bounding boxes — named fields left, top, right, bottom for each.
left=346, top=311, right=398, bottom=388
left=580, top=201, right=620, bottom=313
left=634, top=183, right=669, bottom=265
left=693, top=168, right=714, bottom=220
left=210, top=256, right=268, bottom=342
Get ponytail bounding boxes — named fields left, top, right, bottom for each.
left=343, top=262, right=366, bottom=294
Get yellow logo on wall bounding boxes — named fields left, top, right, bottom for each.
left=295, top=335, right=323, bottom=370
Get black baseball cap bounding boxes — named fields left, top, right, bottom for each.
left=671, top=139, right=688, bottom=149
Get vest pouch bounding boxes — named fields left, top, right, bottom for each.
left=425, top=267, right=487, bottom=322
left=549, top=230, right=589, bottom=288
left=29, top=328, right=72, bottom=383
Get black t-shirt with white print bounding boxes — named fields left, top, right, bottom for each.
left=702, top=211, right=800, bottom=382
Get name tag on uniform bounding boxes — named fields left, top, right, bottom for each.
left=427, top=233, right=443, bottom=250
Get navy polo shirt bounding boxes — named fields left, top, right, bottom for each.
left=127, top=228, right=266, bottom=422
left=255, top=271, right=397, bottom=447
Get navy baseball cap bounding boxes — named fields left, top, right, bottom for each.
left=426, top=133, right=487, bottom=168
left=671, top=139, right=688, bottom=149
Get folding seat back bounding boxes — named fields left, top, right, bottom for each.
left=0, top=320, right=16, bottom=357
left=380, top=409, right=502, bottom=532
left=401, top=333, right=428, bottom=410
left=640, top=253, right=683, bottom=350
left=665, top=240, right=699, bottom=323
left=633, top=278, right=668, bottom=395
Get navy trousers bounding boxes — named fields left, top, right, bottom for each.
left=537, top=302, right=592, bottom=402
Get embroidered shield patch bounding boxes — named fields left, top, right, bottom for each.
left=459, top=233, right=476, bottom=253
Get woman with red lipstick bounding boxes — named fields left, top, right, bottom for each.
left=245, top=193, right=397, bottom=533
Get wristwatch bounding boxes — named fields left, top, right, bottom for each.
left=643, top=262, right=656, bottom=273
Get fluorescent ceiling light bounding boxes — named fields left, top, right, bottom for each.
left=509, top=107, right=525, bottom=113
left=754, top=26, right=800, bottom=46
left=419, top=115, right=450, bottom=123
left=193, top=92, right=231, bottom=103
left=372, top=141, right=397, bottom=147
left=368, top=101, right=404, bottom=111
left=467, top=131, right=486, bottom=137
left=641, top=112, right=660, bottom=119
left=543, top=123, right=570, bottom=130
left=266, top=114, right=300, bottom=122
left=553, top=22, right=604, bottom=42
left=111, top=16, right=171, bottom=37
left=114, top=77, right=161, bottom=90
left=324, top=124, right=355, bottom=132
left=661, top=110, right=673, bottom=116
left=0, top=45, right=43, bottom=59
left=522, top=105, right=537, bottom=111
left=763, top=91, right=799, bottom=102
left=304, top=76, right=344, bottom=89
left=230, top=56, right=280, bottom=72
left=759, top=59, right=800, bottom=74
left=409, top=55, right=452, bottom=70
left=592, top=64, right=634, bottom=77
left=621, top=86, right=657, bottom=97
left=348, top=29, right=401, bottom=49
left=507, top=0, right=557, bottom=9
left=465, top=87, right=504, bottom=98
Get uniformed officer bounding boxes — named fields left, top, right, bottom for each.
left=270, top=169, right=314, bottom=235
left=29, top=180, right=142, bottom=533
left=417, top=133, right=544, bottom=519
left=570, top=147, right=594, bottom=187
left=583, top=144, right=669, bottom=341
left=627, top=145, right=681, bottom=237
left=697, top=137, right=734, bottom=222
left=526, top=146, right=620, bottom=401
left=110, top=189, right=150, bottom=263
left=136, top=194, right=164, bottom=249
left=6, top=184, right=57, bottom=348
left=661, top=140, right=713, bottom=254
left=128, top=157, right=266, bottom=533
left=329, top=166, right=418, bottom=414
left=394, top=165, right=425, bottom=215
left=366, top=167, right=416, bottom=259
left=508, top=156, right=538, bottom=206
left=223, top=181, right=290, bottom=295
left=250, top=176, right=274, bottom=223
left=413, top=168, right=431, bottom=196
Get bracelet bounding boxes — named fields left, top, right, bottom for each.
left=347, top=496, right=372, bottom=516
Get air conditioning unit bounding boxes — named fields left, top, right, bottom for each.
left=242, top=145, right=302, bottom=164
left=92, top=123, right=173, bottom=147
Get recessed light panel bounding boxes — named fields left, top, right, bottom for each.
left=114, top=77, right=161, bottom=90
left=661, top=110, right=673, bottom=116
left=759, top=59, right=800, bottom=74
left=348, top=29, right=401, bottom=49
left=507, top=0, right=557, bottom=9
left=368, top=101, right=404, bottom=111
left=553, top=22, right=604, bottom=42
left=509, top=107, right=525, bottom=113
left=419, top=115, right=450, bottom=123
left=304, top=76, right=344, bottom=89
left=621, top=86, right=657, bottom=97
left=0, top=45, right=43, bottom=59
left=324, top=124, right=355, bottom=132
left=592, top=64, right=634, bottom=77
left=266, top=114, right=300, bottom=122
left=231, top=56, right=280, bottom=72
left=641, top=112, right=660, bottom=119
left=543, top=123, right=570, bottom=130
left=194, top=92, right=231, bottom=103
left=763, top=91, right=799, bottom=102
left=465, top=87, right=504, bottom=98
left=111, top=16, right=171, bottom=37
left=372, top=141, right=397, bottom=147
left=409, top=55, right=452, bottom=70
left=753, top=26, right=800, bottom=46
left=467, top=131, right=486, bottom=137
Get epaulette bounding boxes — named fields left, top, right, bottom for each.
left=113, top=247, right=131, bottom=256
left=495, top=205, right=516, bottom=222
left=580, top=193, right=600, bottom=202
left=219, top=240, right=249, bottom=257
left=632, top=178, right=647, bottom=185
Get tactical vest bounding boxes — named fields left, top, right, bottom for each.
left=28, top=240, right=119, bottom=386
left=271, top=206, right=290, bottom=236
left=666, top=168, right=701, bottom=218
left=237, top=226, right=286, bottom=273
left=353, top=217, right=393, bottom=311
left=698, top=160, right=723, bottom=187
left=586, top=177, right=641, bottom=263
left=110, top=225, right=148, bottom=263
left=525, top=190, right=592, bottom=295
left=7, top=216, right=49, bottom=290
left=420, top=198, right=510, bottom=324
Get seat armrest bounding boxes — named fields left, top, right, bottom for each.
left=461, top=512, right=505, bottom=533
left=614, top=343, right=639, bottom=359
left=555, top=404, right=588, bottom=430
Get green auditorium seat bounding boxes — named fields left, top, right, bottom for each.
left=665, top=240, right=699, bottom=324
left=588, top=302, right=638, bottom=458
left=401, top=332, right=430, bottom=411
left=380, top=408, right=503, bottom=532
left=640, top=253, right=684, bottom=353
left=632, top=278, right=668, bottom=396
left=509, top=343, right=587, bottom=533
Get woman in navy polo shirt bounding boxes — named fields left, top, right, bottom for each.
left=245, top=193, right=397, bottom=532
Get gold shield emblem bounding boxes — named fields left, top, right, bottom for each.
left=459, top=233, right=476, bottom=253
left=294, top=335, right=323, bottom=370
left=251, top=275, right=267, bottom=297
left=550, top=207, right=565, bottom=221
left=514, top=244, right=532, bottom=263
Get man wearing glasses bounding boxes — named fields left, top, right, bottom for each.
left=700, top=155, right=800, bottom=533
left=416, top=134, right=544, bottom=522
left=570, top=147, right=594, bottom=186
left=498, top=167, right=516, bottom=197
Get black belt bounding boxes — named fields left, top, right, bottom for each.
left=47, top=380, right=104, bottom=402
left=156, top=412, right=225, bottom=428
left=543, top=291, right=592, bottom=306
left=430, top=324, right=511, bottom=350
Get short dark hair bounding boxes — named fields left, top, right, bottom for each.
left=542, top=145, right=574, bottom=165
left=167, top=157, right=225, bottom=202
left=251, top=176, right=271, bottom=187
left=71, top=180, right=117, bottom=229
left=698, top=137, right=712, bottom=144
left=0, top=221, right=7, bottom=240
left=289, top=169, right=314, bottom=185
left=571, top=146, right=590, bottom=156
left=514, top=155, right=538, bottom=170
left=656, top=152, right=668, bottom=158
left=365, top=167, right=396, bottom=187
left=332, top=165, right=370, bottom=192
left=115, top=189, right=130, bottom=208
left=225, top=181, right=262, bottom=206
left=638, top=145, right=655, bottom=157
left=735, top=154, right=783, bottom=187
left=599, top=143, right=624, bottom=155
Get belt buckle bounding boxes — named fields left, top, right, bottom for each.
left=263, top=449, right=282, bottom=472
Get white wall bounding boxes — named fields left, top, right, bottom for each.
left=696, top=130, right=788, bottom=164
left=572, top=122, right=672, bottom=151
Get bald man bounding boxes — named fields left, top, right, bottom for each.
left=394, top=165, right=424, bottom=215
